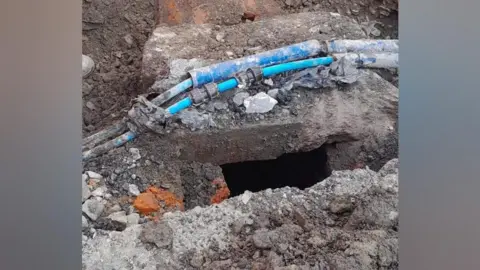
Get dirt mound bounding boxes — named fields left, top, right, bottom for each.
left=82, top=0, right=156, bottom=136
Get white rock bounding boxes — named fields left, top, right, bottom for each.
left=233, top=92, right=250, bottom=106
left=263, top=78, right=274, bottom=86
left=267, top=88, right=279, bottom=99
left=91, top=186, right=106, bottom=197
left=128, top=184, right=140, bottom=196
left=82, top=54, right=95, bottom=78
left=107, top=211, right=128, bottom=225
left=240, top=191, right=253, bottom=204
left=129, top=148, right=141, bottom=161
left=126, top=213, right=140, bottom=226
left=82, top=199, right=105, bottom=221
left=82, top=175, right=91, bottom=202
left=243, top=92, right=278, bottom=114
left=330, top=12, right=341, bottom=17
left=109, top=204, right=122, bottom=213
left=86, top=171, right=103, bottom=179
left=82, top=216, right=89, bottom=228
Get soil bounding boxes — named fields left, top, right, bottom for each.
left=82, top=0, right=156, bottom=136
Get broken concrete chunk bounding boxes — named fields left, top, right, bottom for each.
left=126, top=213, right=140, bottom=226
left=82, top=174, right=91, bottom=202
left=128, top=184, right=141, bottom=196
left=263, top=78, right=274, bottom=87
left=178, top=109, right=215, bottom=130
left=233, top=92, right=250, bottom=106
left=141, top=221, right=173, bottom=248
left=86, top=171, right=103, bottom=180
left=244, top=92, right=278, bottom=113
left=82, top=215, right=89, bottom=229
left=107, top=211, right=128, bottom=225
left=267, top=88, right=279, bottom=99
left=129, top=148, right=141, bottom=161
left=82, top=199, right=105, bottom=221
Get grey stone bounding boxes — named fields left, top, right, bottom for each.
left=82, top=199, right=105, bottom=221
left=178, top=109, right=215, bottom=130
left=129, top=148, right=141, bottom=161
left=216, top=32, right=226, bottom=42
left=244, top=92, right=278, bottom=113
left=128, top=184, right=140, bottom=196
left=267, top=88, right=279, bottom=99
left=109, top=204, right=122, bottom=213
left=213, top=101, right=228, bottom=111
left=82, top=174, right=91, bottom=202
left=252, top=229, right=273, bottom=249
left=263, top=78, right=274, bottom=86
left=190, top=252, right=205, bottom=268
left=82, top=216, right=89, bottom=229
left=91, top=186, right=106, bottom=197
left=140, top=221, right=173, bottom=249
left=82, top=55, right=95, bottom=78
left=123, top=34, right=134, bottom=46
left=127, top=213, right=140, bottom=226
left=233, top=92, right=250, bottom=106
left=240, top=191, right=253, bottom=204
left=329, top=198, right=354, bottom=214
left=108, top=211, right=128, bottom=225
left=86, top=171, right=103, bottom=179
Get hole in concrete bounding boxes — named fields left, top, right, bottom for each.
left=221, top=145, right=332, bottom=197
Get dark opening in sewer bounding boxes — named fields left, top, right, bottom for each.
left=220, top=145, right=332, bottom=197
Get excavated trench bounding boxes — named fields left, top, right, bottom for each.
left=82, top=0, right=399, bottom=236
left=221, top=145, right=331, bottom=196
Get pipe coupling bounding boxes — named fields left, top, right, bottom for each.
left=189, top=83, right=219, bottom=105
left=246, top=67, right=263, bottom=83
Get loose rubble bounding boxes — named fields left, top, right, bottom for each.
left=82, top=159, right=399, bottom=269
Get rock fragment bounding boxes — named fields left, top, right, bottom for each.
left=244, top=92, right=278, bottom=113
left=82, top=199, right=105, bottom=221
left=233, top=92, right=250, bottom=106
left=128, top=184, right=140, bottom=196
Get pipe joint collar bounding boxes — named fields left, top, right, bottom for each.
left=189, top=83, right=219, bottom=105
left=246, top=67, right=263, bottom=83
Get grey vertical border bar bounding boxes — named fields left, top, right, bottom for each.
left=0, top=0, right=81, bottom=269
left=401, top=0, right=480, bottom=269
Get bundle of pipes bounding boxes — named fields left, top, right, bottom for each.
left=82, top=39, right=399, bottom=161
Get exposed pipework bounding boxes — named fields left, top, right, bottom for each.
left=166, top=56, right=334, bottom=116
left=333, top=53, right=399, bottom=69
left=82, top=39, right=399, bottom=161
left=188, top=40, right=323, bottom=88
left=324, top=39, right=399, bottom=54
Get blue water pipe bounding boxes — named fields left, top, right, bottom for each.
left=148, top=40, right=399, bottom=107
left=188, top=40, right=322, bottom=88
left=166, top=56, right=333, bottom=116
left=151, top=78, right=193, bottom=106
left=150, top=40, right=322, bottom=107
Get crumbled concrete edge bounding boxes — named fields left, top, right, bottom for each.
left=83, top=159, right=398, bottom=269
